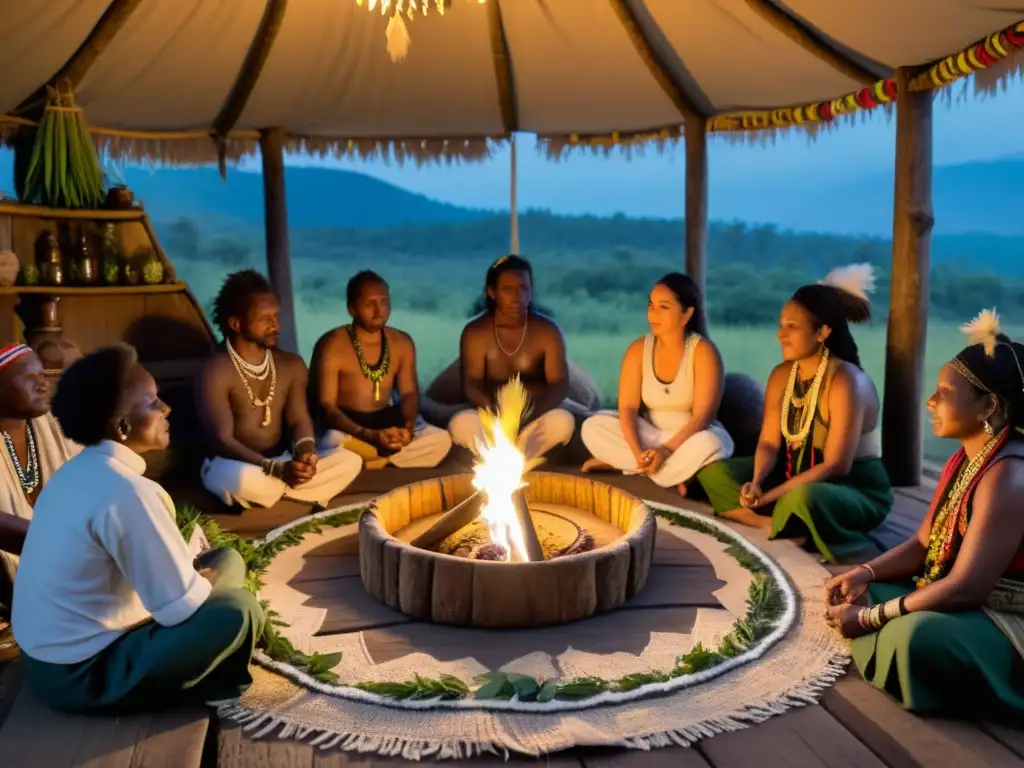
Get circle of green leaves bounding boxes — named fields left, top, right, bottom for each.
left=176, top=502, right=786, bottom=704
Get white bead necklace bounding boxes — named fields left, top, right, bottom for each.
left=780, top=348, right=830, bottom=449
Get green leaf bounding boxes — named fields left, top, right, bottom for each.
left=507, top=673, right=540, bottom=700
left=475, top=678, right=511, bottom=700
left=537, top=680, right=558, bottom=702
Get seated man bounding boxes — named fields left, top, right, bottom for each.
left=450, top=255, right=575, bottom=459
left=310, top=270, right=452, bottom=468
left=0, top=344, right=80, bottom=617
left=196, top=271, right=361, bottom=509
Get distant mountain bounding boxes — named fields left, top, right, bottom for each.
left=0, top=155, right=491, bottom=230
left=755, top=158, right=1024, bottom=238
left=0, top=149, right=1021, bottom=246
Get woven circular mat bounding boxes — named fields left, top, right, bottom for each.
left=218, top=501, right=849, bottom=760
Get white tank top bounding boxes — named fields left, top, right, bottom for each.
left=641, top=333, right=700, bottom=432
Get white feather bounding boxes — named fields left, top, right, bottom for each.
left=818, top=263, right=876, bottom=301
left=386, top=14, right=411, bottom=62
left=961, top=308, right=1001, bottom=357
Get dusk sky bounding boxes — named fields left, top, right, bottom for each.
left=237, top=77, right=1024, bottom=222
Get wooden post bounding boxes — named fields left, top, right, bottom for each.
left=258, top=127, right=298, bottom=353
left=882, top=69, right=933, bottom=487
left=684, top=117, right=708, bottom=297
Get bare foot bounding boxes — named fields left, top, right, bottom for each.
left=675, top=483, right=688, bottom=498
left=580, top=458, right=612, bottom=473
left=721, top=508, right=772, bottom=529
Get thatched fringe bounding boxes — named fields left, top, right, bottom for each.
left=92, top=133, right=257, bottom=166
left=283, top=135, right=499, bottom=166
left=215, top=657, right=850, bottom=760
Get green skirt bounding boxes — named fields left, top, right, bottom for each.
left=20, top=547, right=265, bottom=715
left=695, top=455, right=893, bottom=562
left=851, top=582, right=1024, bottom=717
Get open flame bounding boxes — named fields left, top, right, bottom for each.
left=470, top=376, right=538, bottom=562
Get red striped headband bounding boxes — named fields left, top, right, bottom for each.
left=0, top=344, right=32, bottom=371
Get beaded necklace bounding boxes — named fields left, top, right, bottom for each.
left=2, top=424, right=39, bottom=495
left=226, top=339, right=276, bottom=427
left=348, top=325, right=390, bottom=401
left=917, top=430, right=1003, bottom=588
left=780, top=349, right=830, bottom=478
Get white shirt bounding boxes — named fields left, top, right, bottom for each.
left=12, top=440, right=212, bottom=664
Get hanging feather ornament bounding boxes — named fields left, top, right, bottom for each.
left=961, top=308, right=1001, bottom=358
left=385, top=13, right=412, bottom=61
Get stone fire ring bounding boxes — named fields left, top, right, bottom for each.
left=358, top=471, right=657, bottom=629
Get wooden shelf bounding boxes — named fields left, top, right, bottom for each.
left=0, top=283, right=187, bottom=296
left=0, top=201, right=146, bottom=221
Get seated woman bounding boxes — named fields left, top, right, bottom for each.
left=697, top=265, right=892, bottom=562
left=12, top=344, right=264, bottom=714
left=0, top=344, right=80, bottom=618
left=580, top=273, right=734, bottom=492
left=825, top=310, right=1024, bottom=717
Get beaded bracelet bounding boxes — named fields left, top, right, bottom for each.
left=859, top=563, right=876, bottom=582
left=857, top=596, right=908, bottom=631
left=293, top=437, right=316, bottom=454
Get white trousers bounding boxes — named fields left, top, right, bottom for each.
left=581, top=410, right=734, bottom=488
left=448, top=407, right=576, bottom=461
left=319, top=416, right=452, bottom=469
left=201, top=445, right=362, bottom=509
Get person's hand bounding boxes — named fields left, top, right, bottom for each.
left=378, top=427, right=407, bottom=450
left=823, top=566, right=872, bottom=607
left=739, top=482, right=762, bottom=509
left=642, top=446, right=669, bottom=475
left=282, top=458, right=315, bottom=486
left=633, top=449, right=653, bottom=472
left=825, top=602, right=871, bottom=639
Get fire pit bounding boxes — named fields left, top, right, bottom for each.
left=358, top=378, right=657, bottom=628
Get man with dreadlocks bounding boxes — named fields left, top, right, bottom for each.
left=825, top=309, right=1024, bottom=716
left=697, top=264, right=893, bottom=562
left=195, top=271, right=361, bottom=509
left=0, top=344, right=79, bottom=620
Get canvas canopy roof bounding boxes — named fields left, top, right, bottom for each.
left=1, top=0, right=1022, bottom=163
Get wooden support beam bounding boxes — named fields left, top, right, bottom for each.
left=14, top=0, right=145, bottom=117
left=258, top=128, right=299, bottom=353
left=743, top=0, right=887, bottom=86
left=609, top=0, right=709, bottom=119
left=882, top=69, right=933, bottom=487
left=486, top=0, right=517, bottom=133
left=684, top=118, right=708, bottom=297
left=213, top=0, right=288, bottom=175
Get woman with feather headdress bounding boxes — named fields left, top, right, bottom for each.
left=823, top=310, right=1024, bottom=716
left=697, top=264, right=893, bottom=562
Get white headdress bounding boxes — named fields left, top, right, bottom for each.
left=818, top=263, right=876, bottom=302
left=961, top=308, right=1001, bottom=359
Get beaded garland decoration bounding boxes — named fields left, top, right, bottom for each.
left=543, top=20, right=1024, bottom=151
left=2, top=425, right=39, bottom=495
left=348, top=325, right=390, bottom=401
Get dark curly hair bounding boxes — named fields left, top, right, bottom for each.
left=211, top=269, right=275, bottom=338
left=347, top=270, right=388, bottom=308
left=52, top=344, right=138, bottom=446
